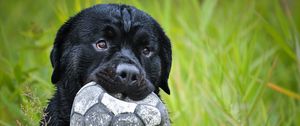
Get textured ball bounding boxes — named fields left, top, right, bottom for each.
left=70, top=82, right=170, bottom=126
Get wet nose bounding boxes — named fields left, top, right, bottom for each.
left=116, top=64, right=140, bottom=84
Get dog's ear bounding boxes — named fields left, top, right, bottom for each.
left=50, top=17, right=75, bottom=84
left=155, top=22, right=172, bottom=95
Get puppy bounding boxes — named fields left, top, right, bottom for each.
left=41, top=4, right=172, bottom=126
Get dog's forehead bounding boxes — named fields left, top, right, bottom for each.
left=78, top=4, right=155, bottom=32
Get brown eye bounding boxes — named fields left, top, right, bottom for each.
left=142, top=47, right=151, bottom=56
left=106, top=29, right=114, bottom=38
left=105, top=26, right=115, bottom=38
left=95, top=40, right=107, bottom=49
left=96, top=40, right=107, bottom=49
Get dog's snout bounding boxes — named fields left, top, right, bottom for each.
left=116, top=64, right=140, bottom=84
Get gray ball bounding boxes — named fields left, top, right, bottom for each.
left=70, top=82, right=170, bottom=126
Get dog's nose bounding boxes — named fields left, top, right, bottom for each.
left=116, top=64, right=140, bottom=84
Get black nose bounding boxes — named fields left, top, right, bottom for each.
left=116, top=64, right=140, bottom=84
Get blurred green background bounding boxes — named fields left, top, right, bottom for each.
left=1, top=0, right=300, bottom=125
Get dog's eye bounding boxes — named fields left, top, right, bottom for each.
left=106, top=29, right=114, bottom=38
left=95, top=40, right=108, bottom=49
left=142, top=47, right=151, bottom=57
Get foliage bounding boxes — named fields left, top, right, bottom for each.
left=0, top=0, right=299, bottom=125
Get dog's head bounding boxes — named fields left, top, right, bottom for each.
left=50, top=4, right=171, bottom=100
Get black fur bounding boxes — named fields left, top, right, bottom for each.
left=41, top=4, right=172, bottom=126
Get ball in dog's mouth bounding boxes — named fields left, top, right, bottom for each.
left=70, top=81, right=170, bottom=126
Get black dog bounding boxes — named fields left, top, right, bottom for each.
left=41, top=4, right=172, bottom=126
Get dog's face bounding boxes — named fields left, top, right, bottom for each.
left=50, top=4, right=171, bottom=100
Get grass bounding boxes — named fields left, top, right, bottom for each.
left=0, top=0, right=300, bottom=125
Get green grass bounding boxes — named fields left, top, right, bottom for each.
left=1, top=0, right=300, bottom=125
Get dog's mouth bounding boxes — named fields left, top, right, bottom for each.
left=93, top=69, right=127, bottom=93
left=86, top=65, right=154, bottom=100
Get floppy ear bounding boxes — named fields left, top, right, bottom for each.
left=155, top=23, right=172, bottom=95
left=50, top=17, right=75, bottom=84
left=50, top=45, right=60, bottom=84
left=159, top=35, right=172, bottom=94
